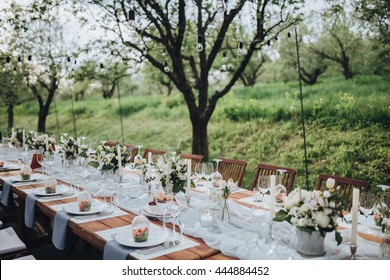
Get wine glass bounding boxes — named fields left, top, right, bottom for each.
left=258, top=176, right=270, bottom=207
left=155, top=185, right=173, bottom=230
left=194, top=163, right=203, bottom=185
left=133, top=145, right=143, bottom=169
left=211, top=159, right=222, bottom=182
left=359, top=193, right=376, bottom=233
left=168, top=203, right=186, bottom=238
left=44, top=151, right=55, bottom=175
left=202, top=162, right=213, bottom=182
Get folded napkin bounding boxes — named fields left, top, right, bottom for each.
left=103, top=239, right=135, bottom=260
left=52, top=210, right=72, bottom=250
left=25, top=193, right=37, bottom=228
left=1, top=181, right=12, bottom=207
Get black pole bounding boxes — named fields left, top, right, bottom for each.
left=53, top=95, right=60, bottom=140
left=294, top=27, right=309, bottom=190
left=117, top=80, right=125, bottom=143
left=69, top=86, right=77, bottom=138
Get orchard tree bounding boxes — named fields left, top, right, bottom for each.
left=74, top=0, right=303, bottom=159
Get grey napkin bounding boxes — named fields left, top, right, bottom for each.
left=103, top=239, right=134, bottom=260
left=1, top=181, right=12, bottom=207
left=25, top=193, right=37, bottom=228
left=52, top=210, right=72, bottom=250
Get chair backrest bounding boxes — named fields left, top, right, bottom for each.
left=104, top=140, right=118, bottom=147
left=179, top=153, right=204, bottom=170
left=218, top=157, right=247, bottom=187
left=316, top=174, right=369, bottom=210
left=30, top=153, right=43, bottom=170
left=251, top=163, right=297, bottom=193
left=142, top=148, right=165, bottom=159
left=123, top=144, right=139, bottom=162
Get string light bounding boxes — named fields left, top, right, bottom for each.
left=216, top=0, right=226, bottom=13
left=6, top=56, right=11, bottom=64
left=237, top=41, right=244, bottom=56
left=222, top=51, right=228, bottom=62
left=13, top=67, right=17, bottom=75
left=67, top=57, right=71, bottom=63
left=27, top=55, right=32, bottom=61
left=164, top=61, right=170, bottom=72
left=17, top=57, right=22, bottom=67
left=143, top=47, right=148, bottom=56
left=288, top=32, right=291, bottom=38
left=195, top=35, right=203, bottom=52
left=128, top=10, right=136, bottom=30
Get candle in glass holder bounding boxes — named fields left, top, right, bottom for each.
left=117, top=146, right=122, bottom=176
left=200, top=210, right=213, bottom=228
left=351, top=187, right=360, bottom=245
left=186, top=159, right=191, bottom=194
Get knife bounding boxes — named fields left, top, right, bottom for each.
left=12, top=179, right=38, bottom=184
left=135, top=240, right=181, bottom=255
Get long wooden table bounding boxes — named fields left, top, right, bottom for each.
left=0, top=170, right=383, bottom=260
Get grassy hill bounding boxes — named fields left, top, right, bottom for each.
left=1, top=75, right=389, bottom=190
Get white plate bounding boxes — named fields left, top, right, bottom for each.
left=34, top=185, right=70, bottom=196
left=11, top=174, right=44, bottom=183
left=142, top=205, right=172, bottom=218
left=115, top=228, right=168, bottom=248
left=64, top=201, right=106, bottom=215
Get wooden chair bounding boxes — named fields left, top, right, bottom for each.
left=123, top=144, right=139, bottom=162
left=0, top=226, right=29, bottom=260
left=251, top=163, right=297, bottom=193
left=316, top=174, right=369, bottom=210
left=217, top=157, right=247, bottom=187
left=179, top=153, right=204, bottom=170
left=142, top=148, right=165, bottom=159
left=104, top=140, right=118, bottom=147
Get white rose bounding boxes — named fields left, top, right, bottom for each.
left=326, top=178, right=335, bottom=190
left=285, top=197, right=299, bottom=210
left=323, top=191, right=331, bottom=198
left=314, top=212, right=330, bottom=228
left=329, top=201, right=335, bottom=208
left=298, top=218, right=307, bottom=227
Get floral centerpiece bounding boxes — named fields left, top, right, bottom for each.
left=87, top=145, right=130, bottom=172
left=274, top=178, right=344, bottom=255
left=26, top=132, right=56, bottom=154
left=374, top=197, right=390, bottom=233
left=10, top=128, right=24, bottom=148
left=143, top=154, right=188, bottom=193
left=59, top=136, right=88, bottom=160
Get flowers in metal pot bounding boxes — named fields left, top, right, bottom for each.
left=274, top=178, right=344, bottom=245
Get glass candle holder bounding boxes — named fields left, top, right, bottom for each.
left=77, top=191, right=92, bottom=212
left=132, top=214, right=150, bottom=242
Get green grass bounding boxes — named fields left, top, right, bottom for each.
left=1, top=75, right=389, bottom=191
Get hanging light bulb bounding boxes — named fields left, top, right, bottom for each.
left=164, top=61, right=170, bottom=73
left=287, top=32, right=291, bottom=38
left=128, top=10, right=136, bottom=30
left=67, top=57, right=71, bottom=63
left=13, top=67, right=17, bottom=75
left=6, top=56, right=11, bottom=64
left=27, top=55, right=32, bottom=61
left=237, top=41, right=244, bottom=56
left=222, top=51, right=228, bottom=62
left=195, top=35, right=203, bottom=52
left=267, top=40, right=271, bottom=46
left=143, top=47, right=148, bottom=56
left=275, top=36, right=278, bottom=41
left=100, top=63, right=104, bottom=69
left=216, top=0, right=226, bottom=13
left=17, top=57, right=23, bottom=67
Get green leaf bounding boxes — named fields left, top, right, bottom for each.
left=273, top=210, right=288, bottom=222
left=335, top=230, right=343, bottom=246
left=88, top=161, right=99, bottom=168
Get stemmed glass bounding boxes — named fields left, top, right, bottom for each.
left=258, top=176, right=270, bottom=207
left=202, top=163, right=214, bottom=182
left=211, top=159, right=222, bottom=181
left=359, top=193, right=376, bottom=233
left=168, top=204, right=187, bottom=239
left=44, top=151, right=55, bottom=175
left=133, top=145, right=143, bottom=169
left=155, top=185, right=173, bottom=230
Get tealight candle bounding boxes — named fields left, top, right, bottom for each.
left=200, top=211, right=213, bottom=228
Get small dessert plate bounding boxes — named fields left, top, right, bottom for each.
left=64, top=201, right=106, bottom=215
left=34, top=185, right=69, bottom=196
left=115, top=228, right=168, bottom=248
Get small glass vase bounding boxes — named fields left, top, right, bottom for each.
left=380, top=227, right=390, bottom=259
left=295, top=229, right=326, bottom=257
left=220, top=198, right=231, bottom=222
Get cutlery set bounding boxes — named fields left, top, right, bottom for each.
left=135, top=240, right=181, bottom=255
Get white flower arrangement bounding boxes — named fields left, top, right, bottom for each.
left=59, top=136, right=88, bottom=159
left=26, top=132, right=56, bottom=154
left=143, top=154, right=188, bottom=193
left=274, top=178, right=344, bottom=245
left=87, top=145, right=130, bottom=171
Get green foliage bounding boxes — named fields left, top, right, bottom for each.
left=118, top=102, right=148, bottom=117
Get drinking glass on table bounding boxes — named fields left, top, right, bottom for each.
left=202, top=162, right=214, bottom=182
left=258, top=176, right=270, bottom=207
left=194, top=163, right=203, bottom=185
left=359, top=193, right=376, bottom=233
left=155, top=184, right=173, bottom=230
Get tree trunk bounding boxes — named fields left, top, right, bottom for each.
left=7, top=103, right=14, bottom=129
left=37, top=106, right=48, bottom=132
left=342, top=57, right=353, bottom=79
left=191, top=117, right=209, bottom=161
